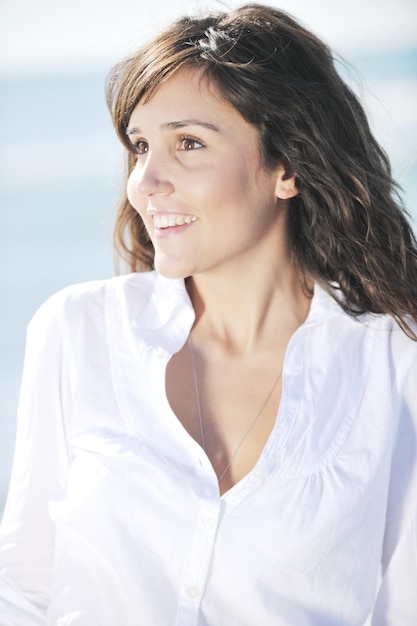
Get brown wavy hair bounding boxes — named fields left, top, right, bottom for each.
left=106, top=3, right=417, bottom=338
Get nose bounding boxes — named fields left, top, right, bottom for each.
left=129, top=150, right=175, bottom=198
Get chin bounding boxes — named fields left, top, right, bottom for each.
left=154, top=258, right=192, bottom=280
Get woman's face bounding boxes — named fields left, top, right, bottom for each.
left=126, top=68, right=295, bottom=279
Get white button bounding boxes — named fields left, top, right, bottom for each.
left=203, top=516, right=215, bottom=530
left=186, top=586, right=201, bottom=599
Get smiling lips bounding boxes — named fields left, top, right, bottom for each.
left=153, top=214, right=197, bottom=229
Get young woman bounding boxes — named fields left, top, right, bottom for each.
left=1, top=4, right=416, bottom=625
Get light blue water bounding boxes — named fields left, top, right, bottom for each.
left=1, top=51, right=416, bottom=514
left=0, top=72, right=117, bottom=511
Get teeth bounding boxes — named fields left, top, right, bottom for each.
left=153, top=214, right=196, bottom=229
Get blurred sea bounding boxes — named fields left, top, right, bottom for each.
left=0, top=50, right=416, bottom=514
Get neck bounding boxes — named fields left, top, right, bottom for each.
left=186, top=254, right=312, bottom=355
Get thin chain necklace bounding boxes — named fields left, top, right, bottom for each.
left=188, top=334, right=282, bottom=483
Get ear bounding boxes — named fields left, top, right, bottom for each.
left=274, top=166, right=299, bottom=200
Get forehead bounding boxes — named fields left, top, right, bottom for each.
left=128, top=68, right=240, bottom=129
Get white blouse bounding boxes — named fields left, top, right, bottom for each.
left=0, top=271, right=416, bottom=626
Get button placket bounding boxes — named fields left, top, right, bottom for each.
left=178, top=491, right=220, bottom=624
left=185, top=585, right=201, bottom=600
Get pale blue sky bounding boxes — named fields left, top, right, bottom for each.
left=1, top=0, right=416, bottom=76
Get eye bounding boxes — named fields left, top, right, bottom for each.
left=178, top=136, right=204, bottom=151
left=131, top=140, right=148, bottom=155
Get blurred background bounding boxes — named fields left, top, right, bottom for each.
left=1, top=0, right=416, bottom=515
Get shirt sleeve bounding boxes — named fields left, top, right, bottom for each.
left=371, top=334, right=417, bottom=625
left=0, top=291, right=74, bottom=625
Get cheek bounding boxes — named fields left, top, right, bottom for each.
left=198, top=162, right=248, bottom=208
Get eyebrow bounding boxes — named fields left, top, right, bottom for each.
left=126, top=119, right=220, bottom=135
